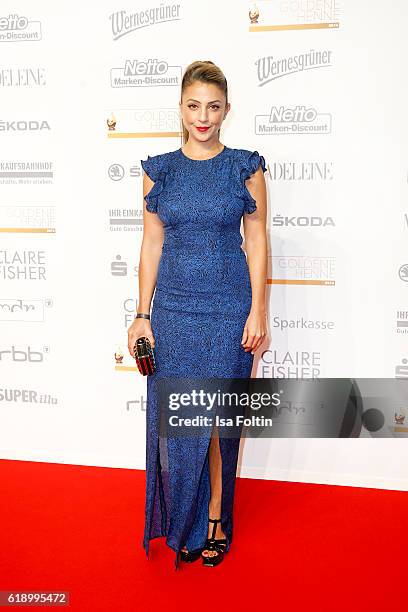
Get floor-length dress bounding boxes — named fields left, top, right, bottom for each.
left=140, top=145, right=267, bottom=569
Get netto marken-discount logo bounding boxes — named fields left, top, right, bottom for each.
left=0, top=14, right=42, bottom=41
left=256, top=105, right=332, bottom=135
left=110, top=59, right=182, bottom=88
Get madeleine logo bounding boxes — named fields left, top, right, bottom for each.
left=249, top=1, right=340, bottom=31
left=269, top=160, right=334, bottom=181
left=109, top=5, right=181, bottom=41
left=0, top=66, right=46, bottom=87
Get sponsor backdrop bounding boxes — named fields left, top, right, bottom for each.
left=1, top=1, right=408, bottom=490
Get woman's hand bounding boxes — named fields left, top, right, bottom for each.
left=127, top=317, right=155, bottom=358
left=241, top=308, right=268, bottom=355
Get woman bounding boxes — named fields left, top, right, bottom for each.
left=128, top=60, right=268, bottom=569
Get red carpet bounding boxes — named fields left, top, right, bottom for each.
left=0, top=459, right=405, bottom=611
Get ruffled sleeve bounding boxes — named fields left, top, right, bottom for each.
left=237, top=150, right=267, bottom=214
left=140, top=154, right=167, bottom=213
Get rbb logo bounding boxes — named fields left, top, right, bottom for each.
left=0, top=345, right=45, bottom=362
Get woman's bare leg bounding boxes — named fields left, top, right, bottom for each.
left=181, top=427, right=226, bottom=556
left=202, top=427, right=226, bottom=558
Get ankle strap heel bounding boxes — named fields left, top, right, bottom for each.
left=201, top=518, right=227, bottom=567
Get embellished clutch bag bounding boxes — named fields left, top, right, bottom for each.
left=133, top=336, right=156, bottom=376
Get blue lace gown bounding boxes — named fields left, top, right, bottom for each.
left=140, top=145, right=267, bottom=569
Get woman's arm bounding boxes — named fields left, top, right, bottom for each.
left=127, top=171, right=164, bottom=356
left=241, top=167, right=268, bottom=354
left=137, top=172, right=164, bottom=313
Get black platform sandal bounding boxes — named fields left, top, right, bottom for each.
left=179, top=546, right=203, bottom=563
left=201, top=518, right=227, bottom=567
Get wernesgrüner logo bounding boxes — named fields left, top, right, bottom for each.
left=256, top=49, right=332, bottom=86
left=109, top=5, right=181, bottom=41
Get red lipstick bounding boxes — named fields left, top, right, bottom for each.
left=196, top=126, right=210, bottom=132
